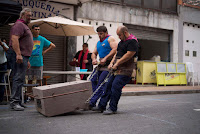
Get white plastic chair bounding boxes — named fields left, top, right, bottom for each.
left=0, top=69, right=11, bottom=102
left=185, top=62, right=199, bottom=86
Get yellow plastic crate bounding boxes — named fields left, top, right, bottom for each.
left=156, top=62, right=187, bottom=86
left=136, top=61, right=157, bottom=85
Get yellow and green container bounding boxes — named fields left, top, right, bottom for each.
left=136, top=61, right=157, bottom=85
left=156, top=62, right=187, bottom=86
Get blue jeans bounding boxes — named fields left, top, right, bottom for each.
left=90, top=70, right=109, bottom=107
left=10, top=50, right=29, bottom=104
left=98, top=75, right=131, bottom=111
left=0, top=63, right=7, bottom=102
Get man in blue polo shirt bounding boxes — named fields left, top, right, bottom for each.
left=27, top=25, right=56, bottom=86
left=95, top=26, right=139, bottom=115
left=89, top=26, right=118, bottom=109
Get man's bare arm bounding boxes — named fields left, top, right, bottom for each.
left=0, top=42, right=9, bottom=52
left=104, top=36, right=118, bottom=60
left=42, top=43, right=56, bottom=55
left=112, top=51, right=136, bottom=70
left=11, top=35, right=23, bottom=63
left=91, top=45, right=98, bottom=65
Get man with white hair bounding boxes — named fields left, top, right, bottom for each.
left=9, top=8, right=33, bottom=111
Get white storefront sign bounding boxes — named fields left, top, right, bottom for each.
left=15, top=0, right=74, bottom=19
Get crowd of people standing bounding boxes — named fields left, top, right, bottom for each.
left=0, top=7, right=139, bottom=115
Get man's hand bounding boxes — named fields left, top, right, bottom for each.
left=100, top=57, right=107, bottom=65
left=27, top=61, right=31, bottom=69
left=16, top=54, right=23, bottom=64
left=83, top=60, right=88, bottom=63
left=73, top=58, right=76, bottom=61
left=112, top=62, right=118, bottom=70
left=108, top=63, right=113, bottom=70
left=92, top=59, right=97, bottom=65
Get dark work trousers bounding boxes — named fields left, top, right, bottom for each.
left=90, top=70, right=109, bottom=107
left=0, top=63, right=7, bottom=102
left=10, top=50, right=29, bottom=104
left=98, top=75, right=131, bottom=111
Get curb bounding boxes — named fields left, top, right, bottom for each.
left=122, top=89, right=200, bottom=96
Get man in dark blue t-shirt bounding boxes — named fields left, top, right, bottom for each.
left=94, top=26, right=139, bottom=115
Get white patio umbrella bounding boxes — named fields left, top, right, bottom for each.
left=28, top=16, right=96, bottom=36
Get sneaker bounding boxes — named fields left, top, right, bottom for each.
left=91, top=107, right=105, bottom=113
left=10, top=103, right=24, bottom=111
left=103, top=108, right=116, bottom=115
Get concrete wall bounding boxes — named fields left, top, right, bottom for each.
left=77, top=1, right=179, bottom=62
left=76, top=19, right=122, bottom=61
left=178, top=6, right=200, bottom=82
left=178, top=6, right=200, bottom=62
left=183, top=23, right=200, bottom=78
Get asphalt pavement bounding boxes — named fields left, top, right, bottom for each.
left=0, top=93, right=200, bottom=134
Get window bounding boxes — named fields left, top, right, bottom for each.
left=185, top=50, right=189, bottom=56
left=162, top=0, right=177, bottom=12
left=103, top=0, right=121, bottom=3
left=144, top=0, right=160, bottom=9
left=101, top=0, right=177, bottom=13
left=193, top=51, right=197, bottom=57
left=124, top=0, right=141, bottom=6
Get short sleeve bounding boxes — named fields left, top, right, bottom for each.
left=43, top=37, right=51, bottom=47
left=127, top=39, right=138, bottom=52
left=11, top=22, right=24, bottom=37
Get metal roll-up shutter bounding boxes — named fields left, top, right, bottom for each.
left=0, top=25, right=11, bottom=42
left=41, top=34, right=66, bottom=84
left=124, top=24, right=171, bottom=42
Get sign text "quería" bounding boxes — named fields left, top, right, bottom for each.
left=17, top=0, right=60, bottom=18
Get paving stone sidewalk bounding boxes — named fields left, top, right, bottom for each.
left=122, top=84, right=200, bottom=96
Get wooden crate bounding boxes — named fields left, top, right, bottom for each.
left=32, top=81, right=92, bottom=117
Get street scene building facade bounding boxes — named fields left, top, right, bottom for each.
left=0, top=0, right=199, bottom=83
left=76, top=0, right=200, bottom=82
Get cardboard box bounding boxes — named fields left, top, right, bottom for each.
left=32, top=81, right=92, bottom=117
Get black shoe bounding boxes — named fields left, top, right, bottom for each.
left=10, top=103, right=24, bottom=111
left=0, top=101, right=8, bottom=105
left=103, top=108, right=116, bottom=115
left=91, top=107, right=105, bottom=113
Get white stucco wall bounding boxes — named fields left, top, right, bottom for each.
left=77, top=2, right=179, bottom=62
left=76, top=19, right=122, bottom=60
left=183, top=23, right=200, bottom=78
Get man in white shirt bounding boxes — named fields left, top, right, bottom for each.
left=0, top=40, right=9, bottom=105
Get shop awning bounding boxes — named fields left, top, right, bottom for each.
left=0, top=0, right=22, bottom=26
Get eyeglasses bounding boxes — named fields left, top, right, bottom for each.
left=35, top=29, right=40, bottom=31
